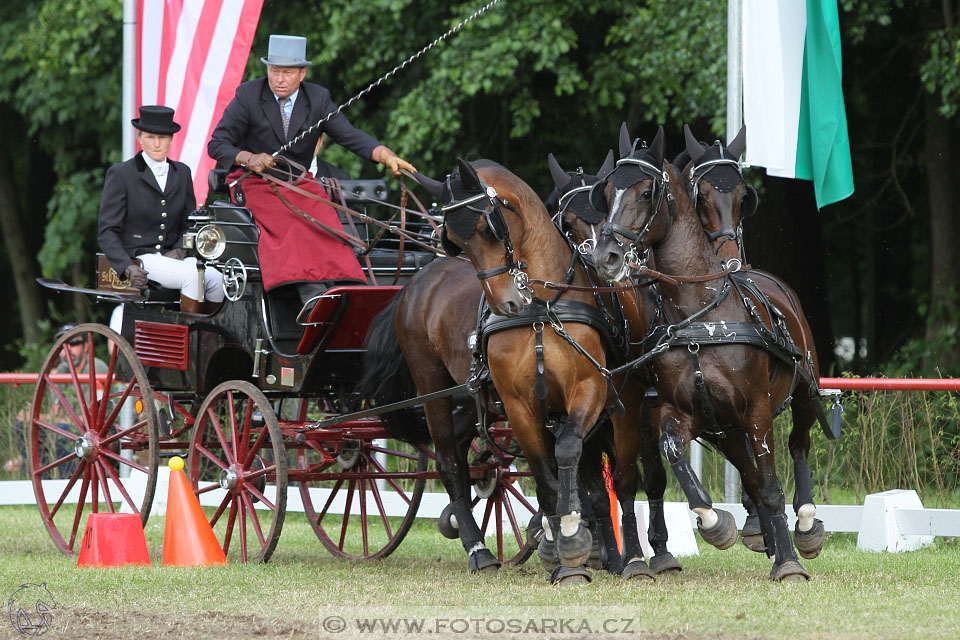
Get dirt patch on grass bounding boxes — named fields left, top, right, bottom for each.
left=28, top=607, right=315, bottom=639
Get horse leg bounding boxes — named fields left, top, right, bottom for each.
left=425, top=399, right=499, bottom=573
left=638, top=403, right=681, bottom=575
left=582, top=487, right=607, bottom=570
left=745, top=406, right=809, bottom=582
left=659, top=408, right=737, bottom=550
left=789, top=392, right=825, bottom=559
left=610, top=416, right=654, bottom=580
left=553, top=417, right=594, bottom=574
left=586, top=486, right=620, bottom=573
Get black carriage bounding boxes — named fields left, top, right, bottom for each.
left=30, top=178, right=537, bottom=564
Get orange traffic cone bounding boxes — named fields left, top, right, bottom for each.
left=77, top=513, right=151, bottom=567
left=161, top=457, right=227, bottom=566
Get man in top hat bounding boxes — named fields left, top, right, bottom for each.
left=208, top=34, right=417, bottom=308
left=99, top=105, right=224, bottom=314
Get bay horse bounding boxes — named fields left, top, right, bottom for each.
left=411, top=158, right=667, bottom=583
left=546, top=151, right=681, bottom=577
left=591, top=126, right=811, bottom=581
left=678, top=124, right=829, bottom=558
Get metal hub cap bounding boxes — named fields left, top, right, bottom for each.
left=74, top=436, right=95, bottom=461
left=219, top=468, right=239, bottom=491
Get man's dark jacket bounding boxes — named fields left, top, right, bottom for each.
left=98, top=152, right=195, bottom=275
left=207, top=78, right=381, bottom=171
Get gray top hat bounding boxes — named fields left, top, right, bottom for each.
left=261, top=35, right=312, bottom=67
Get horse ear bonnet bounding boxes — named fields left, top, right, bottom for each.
left=439, top=158, right=488, bottom=243
left=440, top=227, right=463, bottom=256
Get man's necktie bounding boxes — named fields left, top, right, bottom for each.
left=280, top=97, right=291, bottom=138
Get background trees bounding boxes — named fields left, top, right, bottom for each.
left=1, top=0, right=957, bottom=376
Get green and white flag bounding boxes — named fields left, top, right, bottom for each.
left=742, top=0, right=854, bottom=208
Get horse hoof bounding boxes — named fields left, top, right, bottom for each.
left=526, top=513, right=544, bottom=548
left=621, top=559, right=655, bottom=581
left=557, top=524, right=593, bottom=568
left=698, top=509, right=738, bottom=550
left=794, top=518, right=825, bottom=559
left=468, top=548, right=501, bottom=574
left=649, top=552, right=682, bottom=575
left=741, top=533, right=767, bottom=553
left=769, top=560, right=810, bottom=582
left=437, top=503, right=460, bottom=540
left=538, top=538, right=559, bottom=572
left=550, top=565, right=592, bottom=586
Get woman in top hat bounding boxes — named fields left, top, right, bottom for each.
left=99, top=105, right=224, bottom=314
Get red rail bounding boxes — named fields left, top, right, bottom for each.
left=0, top=373, right=108, bottom=388
left=818, top=378, right=960, bottom=391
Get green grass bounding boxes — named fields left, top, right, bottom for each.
left=1, top=505, right=958, bottom=640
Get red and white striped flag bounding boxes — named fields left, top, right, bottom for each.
left=137, top=0, right=263, bottom=205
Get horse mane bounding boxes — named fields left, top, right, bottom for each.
left=471, top=159, right=546, bottom=218
left=671, top=149, right=692, bottom=171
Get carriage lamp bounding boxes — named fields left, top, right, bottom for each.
left=195, top=224, right=227, bottom=260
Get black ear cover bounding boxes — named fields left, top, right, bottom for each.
left=440, top=227, right=463, bottom=256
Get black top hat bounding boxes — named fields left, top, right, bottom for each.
left=131, top=105, right=181, bottom=134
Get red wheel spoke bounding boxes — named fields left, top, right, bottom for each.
left=94, top=461, right=115, bottom=513
left=241, top=428, right=269, bottom=468
left=495, top=492, right=504, bottom=560
left=68, top=467, right=92, bottom=551
left=239, top=398, right=254, bottom=461
left=62, top=347, right=93, bottom=430
left=318, top=478, right=345, bottom=520
left=210, top=491, right=232, bottom=527
left=367, top=454, right=413, bottom=505
left=98, top=459, right=139, bottom=514
left=195, top=444, right=229, bottom=472
left=227, top=391, right=240, bottom=463
left=35, top=452, right=79, bottom=476
left=503, top=481, right=538, bottom=512
left=366, top=473, right=393, bottom=539
left=244, top=483, right=275, bottom=511
left=35, top=420, right=80, bottom=441
left=501, top=489, right=526, bottom=549
left=244, top=464, right=276, bottom=482
left=41, top=377, right=87, bottom=434
left=99, top=419, right=150, bottom=447
left=241, top=492, right=266, bottom=549
left=86, top=331, right=99, bottom=422
left=205, top=405, right=236, bottom=466
left=91, top=467, right=99, bottom=513
left=359, top=478, right=369, bottom=557
left=222, top=498, right=238, bottom=553
left=239, top=494, right=248, bottom=562
left=198, top=482, right=224, bottom=496
left=95, top=343, right=120, bottom=428
left=338, top=479, right=356, bottom=550
left=99, top=377, right=141, bottom=436
left=49, top=460, right=87, bottom=519
left=480, top=490, right=495, bottom=532
left=99, top=448, right=149, bottom=474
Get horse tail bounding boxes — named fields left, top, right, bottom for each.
left=578, top=417, right=617, bottom=493
left=357, top=292, right=432, bottom=445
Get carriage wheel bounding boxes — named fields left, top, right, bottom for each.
left=297, top=428, right=428, bottom=560
left=29, top=323, right=159, bottom=555
left=470, top=427, right=538, bottom=566
left=188, top=380, right=287, bottom=564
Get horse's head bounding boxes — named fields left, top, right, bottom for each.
left=680, top=124, right=757, bottom=263
left=416, top=159, right=531, bottom=317
left=547, top=150, right=615, bottom=252
left=591, top=123, right=672, bottom=282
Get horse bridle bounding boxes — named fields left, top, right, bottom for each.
left=590, top=146, right=673, bottom=267
left=440, top=177, right=534, bottom=301
left=688, top=142, right=745, bottom=252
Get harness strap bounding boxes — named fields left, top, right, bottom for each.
left=689, top=345, right=724, bottom=438
left=534, top=322, right=548, bottom=421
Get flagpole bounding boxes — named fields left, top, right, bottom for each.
left=723, top=0, right=743, bottom=504
left=122, top=0, right=137, bottom=159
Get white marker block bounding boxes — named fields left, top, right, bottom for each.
left=856, top=489, right=934, bottom=552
